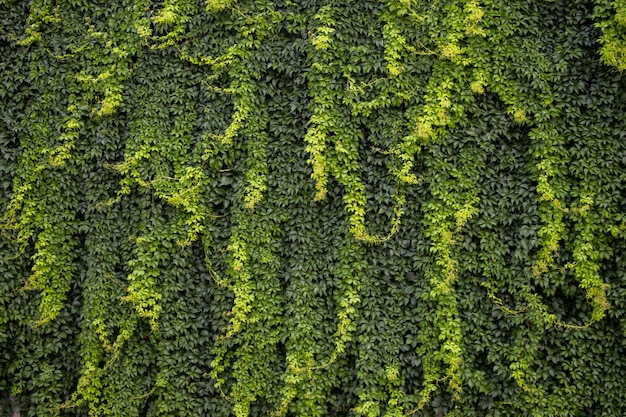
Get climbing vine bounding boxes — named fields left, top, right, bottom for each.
left=2, top=0, right=626, bottom=416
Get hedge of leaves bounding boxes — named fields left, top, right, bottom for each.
left=2, top=0, right=626, bottom=416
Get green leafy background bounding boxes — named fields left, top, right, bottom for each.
left=1, top=0, right=626, bottom=416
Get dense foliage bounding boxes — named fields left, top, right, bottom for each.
left=2, top=0, right=626, bottom=416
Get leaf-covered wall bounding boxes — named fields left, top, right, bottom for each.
left=1, top=0, right=626, bottom=416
